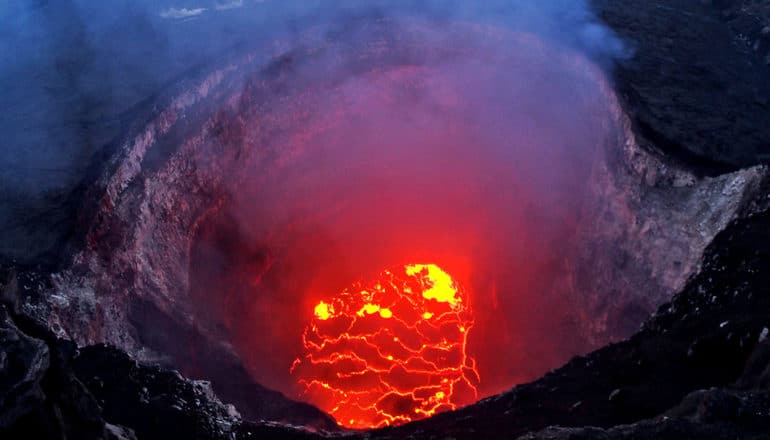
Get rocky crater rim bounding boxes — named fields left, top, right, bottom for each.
left=12, top=18, right=770, bottom=429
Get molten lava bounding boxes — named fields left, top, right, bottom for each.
left=291, top=264, right=479, bottom=429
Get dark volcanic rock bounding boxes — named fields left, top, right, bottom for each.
left=0, top=307, right=49, bottom=430
left=127, top=298, right=339, bottom=431
left=712, top=0, right=770, bottom=60
left=0, top=297, right=241, bottom=440
left=236, top=422, right=334, bottom=440
left=72, top=345, right=239, bottom=440
left=519, top=389, right=770, bottom=440
left=0, top=278, right=335, bottom=439
left=594, top=0, right=770, bottom=172
left=0, top=304, right=117, bottom=439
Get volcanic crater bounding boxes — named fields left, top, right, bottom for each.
left=5, top=9, right=770, bottom=439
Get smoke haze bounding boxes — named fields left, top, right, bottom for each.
left=2, top=0, right=627, bottom=411
left=182, top=13, right=625, bottom=400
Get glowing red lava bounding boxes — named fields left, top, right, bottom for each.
left=291, top=263, right=479, bottom=429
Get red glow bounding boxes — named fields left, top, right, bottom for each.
left=291, top=263, right=479, bottom=429
left=187, top=22, right=616, bottom=425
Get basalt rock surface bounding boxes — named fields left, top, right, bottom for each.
left=518, top=388, right=770, bottom=440
left=593, top=0, right=770, bottom=171
left=0, top=295, right=240, bottom=440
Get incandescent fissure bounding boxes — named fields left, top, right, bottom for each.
left=291, top=263, right=479, bottom=428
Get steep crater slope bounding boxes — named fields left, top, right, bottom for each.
left=10, top=14, right=770, bottom=430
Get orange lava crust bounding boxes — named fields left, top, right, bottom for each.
left=291, top=264, right=479, bottom=429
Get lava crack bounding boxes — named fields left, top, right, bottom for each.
left=291, top=263, right=479, bottom=428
